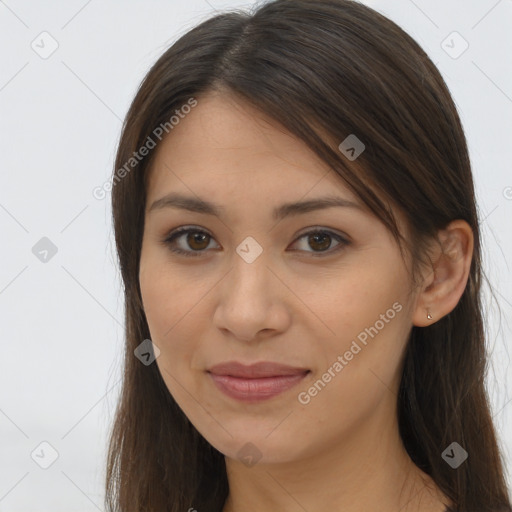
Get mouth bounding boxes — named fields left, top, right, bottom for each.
left=207, top=361, right=311, bottom=402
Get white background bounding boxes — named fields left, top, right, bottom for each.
left=0, top=0, right=511, bottom=510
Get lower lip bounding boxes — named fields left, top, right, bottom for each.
left=208, top=372, right=309, bottom=402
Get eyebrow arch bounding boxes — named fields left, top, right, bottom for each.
left=147, top=192, right=363, bottom=221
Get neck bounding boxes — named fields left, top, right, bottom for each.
left=222, top=406, right=449, bottom=512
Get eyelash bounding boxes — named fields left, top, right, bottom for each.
left=162, top=226, right=350, bottom=258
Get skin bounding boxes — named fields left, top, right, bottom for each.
left=139, top=91, right=473, bottom=512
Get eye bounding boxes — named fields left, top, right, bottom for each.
left=162, top=226, right=350, bottom=258
left=289, top=228, right=350, bottom=257
left=162, top=226, right=219, bottom=257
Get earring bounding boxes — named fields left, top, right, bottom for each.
left=426, top=309, right=433, bottom=320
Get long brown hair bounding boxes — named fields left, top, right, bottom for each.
left=105, top=1, right=512, bottom=510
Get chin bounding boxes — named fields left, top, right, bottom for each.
left=202, top=428, right=305, bottom=467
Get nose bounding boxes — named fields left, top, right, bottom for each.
left=212, top=250, right=292, bottom=342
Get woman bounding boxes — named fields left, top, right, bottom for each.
left=105, top=1, right=512, bottom=511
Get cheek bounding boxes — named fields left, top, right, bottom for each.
left=139, top=263, right=191, bottom=361
left=140, top=256, right=207, bottom=336
left=295, top=308, right=410, bottom=440
left=295, top=260, right=408, bottom=339
left=139, top=267, right=200, bottom=405
left=302, top=262, right=412, bottom=385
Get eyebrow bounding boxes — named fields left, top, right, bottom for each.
left=147, top=192, right=362, bottom=221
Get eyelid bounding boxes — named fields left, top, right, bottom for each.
left=162, top=225, right=351, bottom=257
left=289, top=227, right=350, bottom=257
left=294, top=225, right=350, bottom=242
left=162, top=225, right=219, bottom=257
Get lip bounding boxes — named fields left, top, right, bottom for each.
left=207, top=361, right=310, bottom=402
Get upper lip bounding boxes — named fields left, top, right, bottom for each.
left=208, top=361, right=310, bottom=378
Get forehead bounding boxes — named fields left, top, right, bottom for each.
left=147, top=91, right=360, bottom=205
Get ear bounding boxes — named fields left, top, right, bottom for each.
left=412, top=220, right=474, bottom=327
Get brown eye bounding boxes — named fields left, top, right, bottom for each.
left=307, top=232, right=332, bottom=252
left=290, top=229, right=349, bottom=256
left=163, top=226, right=349, bottom=258
left=186, top=231, right=210, bottom=251
left=163, top=227, right=218, bottom=257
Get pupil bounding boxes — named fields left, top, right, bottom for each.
left=310, top=233, right=330, bottom=251
left=188, top=232, right=208, bottom=250
left=185, top=232, right=332, bottom=252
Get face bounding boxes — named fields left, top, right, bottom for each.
left=139, top=91, right=418, bottom=466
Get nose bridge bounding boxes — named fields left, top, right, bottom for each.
left=226, top=243, right=273, bottom=306
left=213, top=239, right=289, bottom=340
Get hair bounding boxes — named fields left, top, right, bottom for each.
left=105, top=0, right=512, bottom=511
